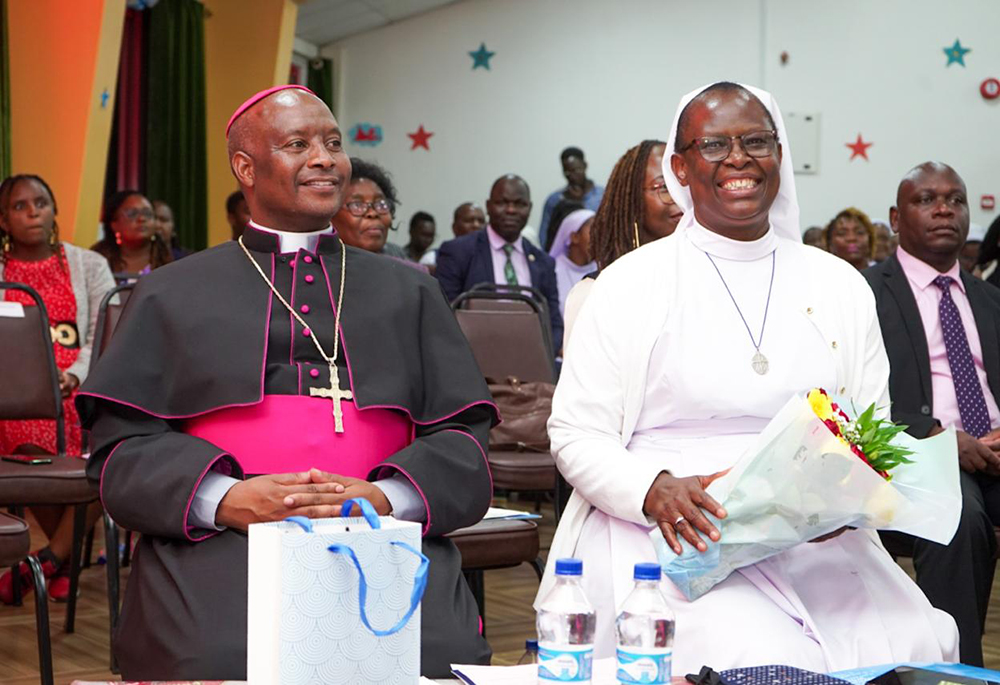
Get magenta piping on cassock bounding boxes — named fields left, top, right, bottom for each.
left=443, top=428, right=493, bottom=492
left=261, top=253, right=275, bottom=402
left=184, top=453, right=236, bottom=542
left=372, top=462, right=432, bottom=536
left=288, top=251, right=298, bottom=365
left=319, top=255, right=355, bottom=395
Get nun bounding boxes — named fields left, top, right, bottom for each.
left=548, top=208, right=597, bottom=318
left=538, top=82, right=959, bottom=671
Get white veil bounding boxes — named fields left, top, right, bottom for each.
left=663, top=83, right=802, bottom=243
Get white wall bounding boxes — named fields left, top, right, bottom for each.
left=321, top=0, right=999, bottom=248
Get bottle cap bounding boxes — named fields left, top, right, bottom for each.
left=554, top=558, right=583, bottom=576
left=526, top=639, right=538, bottom=651
left=634, top=562, right=662, bottom=581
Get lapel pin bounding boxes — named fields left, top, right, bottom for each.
left=528, top=254, right=536, bottom=262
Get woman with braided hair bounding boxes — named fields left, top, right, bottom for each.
left=562, top=140, right=682, bottom=343
left=0, top=173, right=114, bottom=602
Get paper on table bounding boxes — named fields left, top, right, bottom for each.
left=452, top=658, right=618, bottom=684
left=483, top=507, right=542, bottom=521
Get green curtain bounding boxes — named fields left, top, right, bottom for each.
left=0, top=0, right=11, bottom=180
left=145, top=0, right=207, bottom=251
left=307, top=58, right=334, bottom=113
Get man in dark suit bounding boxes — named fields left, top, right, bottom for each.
left=865, top=161, right=1000, bottom=666
left=436, top=174, right=564, bottom=351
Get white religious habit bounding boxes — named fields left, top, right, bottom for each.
left=538, top=83, right=959, bottom=674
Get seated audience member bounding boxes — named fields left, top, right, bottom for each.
left=78, top=85, right=494, bottom=680
left=334, top=157, right=407, bottom=260
left=153, top=200, right=191, bottom=260
left=547, top=198, right=586, bottom=253
left=543, top=81, right=958, bottom=673
left=226, top=190, right=251, bottom=241
left=977, top=217, right=1000, bottom=287
left=872, top=219, right=896, bottom=262
left=824, top=207, right=875, bottom=271
left=864, top=161, right=1000, bottom=667
left=549, top=208, right=596, bottom=317
left=0, top=174, right=113, bottom=603
left=452, top=202, right=486, bottom=238
left=564, top=139, right=682, bottom=342
left=960, top=222, right=985, bottom=275
left=802, top=226, right=825, bottom=249
left=436, top=174, right=563, bottom=349
left=92, top=190, right=172, bottom=278
left=539, top=146, right=605, bottom=249
left=404, top=210, right=436, bottom=265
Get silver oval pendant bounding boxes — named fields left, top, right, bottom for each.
left=751, top=351, right=769, bottom=375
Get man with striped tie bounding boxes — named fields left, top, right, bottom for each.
left=436, top=174, right=563, bottom=350
left=866, top=161, right=1000, bottom=666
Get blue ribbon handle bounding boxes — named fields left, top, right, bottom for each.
left=341, top=497, right=382, bottom=529
left=328, top=540, right=429, bottom=636
left=286, top=516, right=313, bottom=533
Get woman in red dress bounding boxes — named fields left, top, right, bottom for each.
left=0, top=174, right=115, bottom=602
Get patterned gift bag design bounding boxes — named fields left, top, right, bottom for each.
left=248, top=499, right=426, bottom=685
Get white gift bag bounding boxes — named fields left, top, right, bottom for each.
left=247, top=498, right=427, bottom=685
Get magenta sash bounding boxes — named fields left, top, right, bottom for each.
left=183, top=395, right=413, bottom=477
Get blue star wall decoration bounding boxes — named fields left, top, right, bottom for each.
left=469, top=42, right=495, bottom=70
left=944, top=39, right=970, bottom=67
left=100, top=89, right=110, bottom=108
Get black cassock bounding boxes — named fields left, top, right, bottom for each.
left=78, top=227, right=498, bottom=679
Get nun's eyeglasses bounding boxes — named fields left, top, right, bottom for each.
left=678, top=130, right=778, bottom=163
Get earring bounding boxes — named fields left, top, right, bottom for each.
left=1, top=233, right=10, bottom=253
left=115, top=232, right=122, bottom=246
left=633, top=221, right=641, bottom=250
left=49, top=229, right=57, bottom=248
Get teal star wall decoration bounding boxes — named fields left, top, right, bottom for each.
left=944, top=39, right=970, bottom=67
left=469, top=43, right=495, bottom=70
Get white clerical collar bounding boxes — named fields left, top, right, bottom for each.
left=248, top=220, right=333, bottom=254
left=684, top=220, right=778, bottom=261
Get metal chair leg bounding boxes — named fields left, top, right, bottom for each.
left=103, top=512, right=121, bottom=674
left=25, top=555, right=54, bottom=685
left=82, top=525, right=95, bottom=569
left=530, top=556, right=545, bottom=581
left=8, top=506, right=22, bottom=606
left=64, top=503, right=86, bottom=633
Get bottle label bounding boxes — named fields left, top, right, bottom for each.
left=537, top=643, right=594, bottom=682
left=616, top=647, right=672, bottom=684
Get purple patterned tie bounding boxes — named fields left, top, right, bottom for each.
left=934, top=275, right=992, bottom=438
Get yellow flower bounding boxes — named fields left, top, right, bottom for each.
left=808, top=388, right=835, bottom=421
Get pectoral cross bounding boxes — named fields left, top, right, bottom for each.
left=310, top=363, right=353, bottom=433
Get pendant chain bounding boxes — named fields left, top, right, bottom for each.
left=704, top=250, right=776, bottom=356
left=237, top=235, right=346, bottom=367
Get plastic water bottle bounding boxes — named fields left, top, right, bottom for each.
left=517, top=639, right=539, bottom=665
left=536, top=558, right=596, bottom=683
left=615, top=563, right=675, bottom=685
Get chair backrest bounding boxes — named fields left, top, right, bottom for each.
left=89, top=284, right=134, bottom=375
left=453, top=293, right=556, bottom=384
left=0, top=283, right=65, bottom=453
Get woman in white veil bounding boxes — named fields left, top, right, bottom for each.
left=538, top=82, right=958, bottom=672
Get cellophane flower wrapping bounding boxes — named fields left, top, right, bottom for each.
left=651, top=391, right=961, bottom=601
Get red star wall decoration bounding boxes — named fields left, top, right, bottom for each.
left=408, top=125, right=433, bottom=151
left=846, top=134, right=873, bottom=161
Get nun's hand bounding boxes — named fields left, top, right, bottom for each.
left=643, top=471, right=727, bottom=555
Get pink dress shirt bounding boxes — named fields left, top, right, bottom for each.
left=486, top=224, right=531, bottom=287
left=896, top=246, right=1000, bottom=432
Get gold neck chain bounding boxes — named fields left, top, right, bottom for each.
left=237, top=235, right=347, bottom=367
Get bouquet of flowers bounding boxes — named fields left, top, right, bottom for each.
left=652, top=388, right=961, bottom=601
